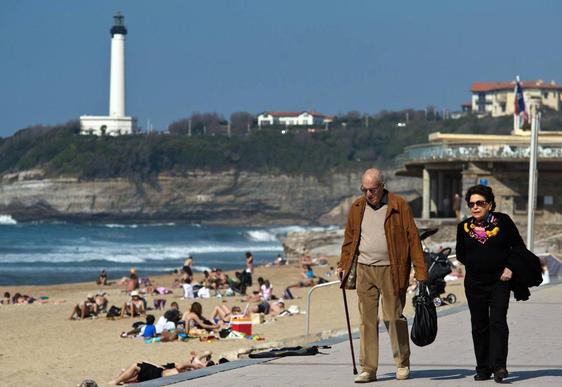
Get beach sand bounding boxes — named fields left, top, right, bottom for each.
left=0, top=256, right=466, bottom=387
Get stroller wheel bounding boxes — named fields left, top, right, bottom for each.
left=446, top=294, right=457, bottom=304
left=433, top=297, right=442, bottom=307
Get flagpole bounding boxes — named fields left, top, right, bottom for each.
left=526, top=97, right=540, bottom=251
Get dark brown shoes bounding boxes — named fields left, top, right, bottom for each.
left=493, top=368, right=509, bottom=383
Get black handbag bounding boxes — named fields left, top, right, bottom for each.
left=410, top=282, right=438, bottom=346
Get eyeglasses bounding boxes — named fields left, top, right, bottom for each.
left=360, top=184, right=383, bottom=195
left=467, top=200, right=488, bottom=208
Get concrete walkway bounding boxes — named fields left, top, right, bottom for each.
left=142, top=282, right=562, bottom=387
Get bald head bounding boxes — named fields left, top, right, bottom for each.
left=361, top=168, right=385, bottom=205
left=362, top=168, right=384, bottom=186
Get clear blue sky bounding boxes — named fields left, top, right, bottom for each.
left=2, top=0, right=562, bottom=137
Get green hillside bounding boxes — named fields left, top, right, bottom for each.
left=1, top=110, right=559, bottom=180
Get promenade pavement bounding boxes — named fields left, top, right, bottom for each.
left=141, top=282, right=562, bottom=387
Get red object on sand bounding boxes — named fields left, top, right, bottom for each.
left=231, top=317, right=252, bottom=336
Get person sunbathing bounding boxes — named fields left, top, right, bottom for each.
left=120, top=291, right=145, bottom=318
left=94, top=291, right=108, bottom=312
left=108, top=351, right=213, bottom=385
left=181, top=302, right=221, bottom=334
left=68, top=294, right=98, bottom=320
left=211, top=304, right=242, bottom=323
left=96, top=270, right=108, bottom=286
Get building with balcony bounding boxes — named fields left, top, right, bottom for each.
left=397, top=130, right=562, bottom=225
left=471, top=80, right=562, bottom=117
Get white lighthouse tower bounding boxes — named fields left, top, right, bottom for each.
left=80, top=12, right=136, bottom=135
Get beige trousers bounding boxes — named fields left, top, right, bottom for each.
left=357, top=264, right=410, bottom=373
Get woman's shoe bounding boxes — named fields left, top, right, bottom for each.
left=493, top=368, right=508, bottom=383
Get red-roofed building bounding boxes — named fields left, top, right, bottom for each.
left=257, top=111, right=335, bottom=127
left=471, top=80, right=562, bottom=117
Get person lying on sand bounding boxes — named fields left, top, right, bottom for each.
left=68, top=294, right=98, bottom=320
left=108, top=351, right=213, bottom=385
left=211, top=304, right=242, bottom=323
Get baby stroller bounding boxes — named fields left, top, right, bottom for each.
left=416, top=228, right=457, bottom=307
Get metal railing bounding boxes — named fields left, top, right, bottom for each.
left=304, top=280, right=340, bottom=336
left=398, top=143, right=562, bottom=163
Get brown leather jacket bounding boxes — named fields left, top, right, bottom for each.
left=338, top=191, right=428, bottom=295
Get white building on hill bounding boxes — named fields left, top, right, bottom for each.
left=257, top=111, right=335, bottom=127
left=471, top=80, right=562, bottom=117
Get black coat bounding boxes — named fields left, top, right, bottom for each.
left=508, top=246, right=543, bottom=301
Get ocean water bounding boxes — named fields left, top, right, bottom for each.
left=0, top=216, right=334, bottom=286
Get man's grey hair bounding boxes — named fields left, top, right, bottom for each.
left=363, top=168, right=386, bottom=184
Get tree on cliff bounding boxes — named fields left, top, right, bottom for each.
left=5, top=109, right=557, bottom=181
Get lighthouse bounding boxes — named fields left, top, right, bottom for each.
left=80, top=12, right=136, bottom=136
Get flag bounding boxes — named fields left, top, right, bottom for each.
left=514, top=80, right=528, bottom=128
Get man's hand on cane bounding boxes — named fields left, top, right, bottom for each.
left=337, top=265, right=344, bottom=281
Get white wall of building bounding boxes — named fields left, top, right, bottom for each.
left=80, top=115, right=136, bottom=136
left=257, top=112, right=331, bottom=127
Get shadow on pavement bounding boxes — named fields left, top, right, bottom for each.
left=376, top=368, right=474, bottom=382
left=507, top=368, right=562, bottom=383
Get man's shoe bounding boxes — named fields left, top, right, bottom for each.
left=493, top=368, right=508, bottom=383
left=354, top=371, right=377, bottom=383
left=474, top=373, right=492, bottom=381
left=396, top=366, right=410, bottom=380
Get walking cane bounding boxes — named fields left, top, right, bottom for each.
left=341, top=274, right=358, bottom=375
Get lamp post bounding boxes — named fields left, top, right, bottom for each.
left=526, top=97, right=541, bottom=251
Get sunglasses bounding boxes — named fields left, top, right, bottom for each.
left=360, top=184, right=383, bottom=195
left=467, top=200, right=488, bottom=208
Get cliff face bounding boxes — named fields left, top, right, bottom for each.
left=0, top=170, right=356, bottom=224
left=0, top=170, right=423, bottom=225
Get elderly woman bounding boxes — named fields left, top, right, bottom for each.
left=455, top=185, right=525, bottom=383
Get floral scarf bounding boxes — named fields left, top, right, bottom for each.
left=464, top=213, right=500, bottom=244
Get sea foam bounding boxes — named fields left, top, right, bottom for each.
left=0, top=214, right=17, bottom=225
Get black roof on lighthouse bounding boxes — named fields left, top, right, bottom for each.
left=110, top=12, right=127, bottom=37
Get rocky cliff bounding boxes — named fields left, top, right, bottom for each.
left=0, top=169, right=422, bottom=225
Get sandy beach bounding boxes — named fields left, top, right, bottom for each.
left=0, top=255, right=466, bottom=387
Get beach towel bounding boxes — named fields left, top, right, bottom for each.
left=248, top=345, right=331, bottom=358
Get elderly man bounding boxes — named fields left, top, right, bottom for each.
left=337, top=168, right=428, bottom=383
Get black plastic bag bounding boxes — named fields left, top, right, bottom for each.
left=410, top=282, right=437, bottom=346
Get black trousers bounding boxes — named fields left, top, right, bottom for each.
left=465, top=279, right=510, bottom=374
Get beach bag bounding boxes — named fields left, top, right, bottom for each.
left=106, top=305, right=121, bottom=318
left=410, top=282, right=438, bottom=347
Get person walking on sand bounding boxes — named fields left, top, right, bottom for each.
left=337, top=168, right=428, bottom=383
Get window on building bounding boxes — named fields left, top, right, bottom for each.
left=513, top=195, right=544, bottom=212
